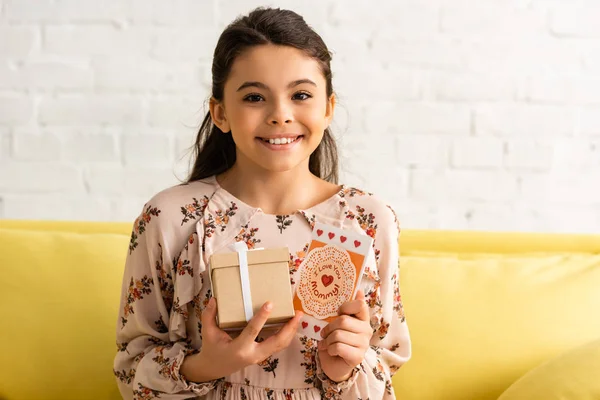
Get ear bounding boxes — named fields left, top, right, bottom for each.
left=325, top=93, right=336, bottom=127
left=209, top=97, right=231, bottom=133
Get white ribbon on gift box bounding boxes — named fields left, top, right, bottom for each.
left=230, top=241, right=262, bottom=322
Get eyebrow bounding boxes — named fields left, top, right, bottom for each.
left=236, top=79, right=317, bottom=92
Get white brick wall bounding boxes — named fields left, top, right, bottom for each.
left=1, top=0, right=599, bottom=233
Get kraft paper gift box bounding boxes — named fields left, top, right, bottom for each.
left=209, top=242, right=295, bottom=330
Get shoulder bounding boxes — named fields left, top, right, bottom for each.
left=130, top=178, right=219, bottom=241
left=340, top=185, right=401, bottom=239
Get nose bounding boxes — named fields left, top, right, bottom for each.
left=268, top=99, right=293, bottom=126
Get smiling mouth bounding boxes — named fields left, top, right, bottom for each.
left=258, top=135, right=303, bottom=145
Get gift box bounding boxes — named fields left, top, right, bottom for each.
left=209, top=243, right=295, bottom=330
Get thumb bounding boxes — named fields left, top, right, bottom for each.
left=354, top=289, right=370, bottom=322
left=201, top=297, right=218, bottom=336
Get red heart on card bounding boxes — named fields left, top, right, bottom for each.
left=354, top=240, right=361, bottom=248
left=340, top=236, right=347, bottom=243
left=317, top=229, right=323, bottom=237
left=302, top=322, right=308, bottom=329
left=314, top=325, right=321, bottom=333
left=328, top=232, right=335, bottom=240
left=321, top=274, right=334, bottom=287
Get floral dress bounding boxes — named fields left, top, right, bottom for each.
left=114, top=175, right=411, bottom=400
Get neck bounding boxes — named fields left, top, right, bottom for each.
left=216, top=162, right=321, bottom=215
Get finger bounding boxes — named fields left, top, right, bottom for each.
left=322, top=342, right=363, bottom=366
left=200, top=297, right=219, bottom=337
left=321, top=330, right=365, bottom=349
left=321, top=315, right=369, bottom=339
left=257, top=311, right=303, bottom=360
left=339, top=290, right=369, bottom=322
left=238, top=301, right=273, bottom=344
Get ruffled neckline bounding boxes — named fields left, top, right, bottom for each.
left=207, top=175, right=348, bottom=220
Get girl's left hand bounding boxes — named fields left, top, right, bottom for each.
left=317, top=289, right=372, bottom=382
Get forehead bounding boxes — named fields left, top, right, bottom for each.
left=227, top=44, right=325, bottom=88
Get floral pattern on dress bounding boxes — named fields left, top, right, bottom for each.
left=133, top=383, right=161, bottom=400
left=129, top=205, right=161, bottom=254
left=256, top=337, right=280, bottom=377
left=276, top=215, right=293, bottom=233
left=289, top=242, right=309, bottom=285
left=235, top=224, right=261, bottom=249
left=299, top=336, right=318, bottom=385
left=122, top=275, right=154, bottom=328
left=180, top=196, right=210, bottom=226
left=205, top=202, right=238, bottom=238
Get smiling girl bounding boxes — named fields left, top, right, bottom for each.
left=114, top=7, right=411, bottom=400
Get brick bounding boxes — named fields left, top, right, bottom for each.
left=151, top=28, right=218, bottom=62
left=365, top=102, right=471, bottom=135
left=522, top=76, right=600, bottom=105
left=61, top=130, right=119, bottom=163
left=85, top=166, right=179, bottom=197
left=121, top=133, right=172, bottom=165
left=335, top=66, right=421, bottom=102
left=530, top=205, right=600, bottom=234
left=12, top=130, right=62, bottom=161
left=43, top=25, right=153, bottom=57
left=520, top=172, right=600, bottom=205
left=466, top=38, right=581, bottom=75
left=504, top=140, right=553, bottom=170
left=94, top=58, right=202, bottom=93
left=0, top=26, right=38, bottom=58
left=549, top=2, right=600, bottom=37
left=146, top=96, right=206, bottom=127
left=475, top=104, right=576, bottom=137
left=552, top=139, right=600, bottom=169
left=578, top=107, right=600, bottom=136
left=0, top=95, right=33, bottom=125
left=38, top=95, right=143, bottom=126
left=429, top=72, right=515, bottom=102
left=411, top=169, right=519, bottom=202
left=440, top=1, right=546, bottom=36
left=0, top=62, right=94, bottom=91
left=0, top=162, right=83, bottom=193
left=0, top=128, right=10, bottom=161
left=463, top=203, right=534, bottom=232
left=329, top=0, right=438, bottom=35
left=451, top=137, right=504, bottom=168
left=371, top=36, right=464, bottom=70
left=2, top=194, right=112, bottom=221
left=396, top=134, right=449, bottom=167
left=131, top=0, right=216, bottom=26
left=4, top=0, right=132, bottom=22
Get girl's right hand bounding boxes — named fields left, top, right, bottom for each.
left=181, top=297, right=303, bottom=383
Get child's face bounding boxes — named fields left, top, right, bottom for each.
left=211, top=44, right=335, bottom=174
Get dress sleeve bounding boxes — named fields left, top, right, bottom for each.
left=113, top=205, right=222, bottom=399
left=316, top=204, right=411, bottom=399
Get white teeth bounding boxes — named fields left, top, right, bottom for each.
left=267, top=137, right=297, bottom=145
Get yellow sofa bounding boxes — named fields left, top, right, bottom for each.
left=1, top=220, right=599, bottom=400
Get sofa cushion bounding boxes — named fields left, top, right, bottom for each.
left=392, top=250, right=600, bottom=400
left=0, top=227, right=128, bottom=400
left=498, top=337, right=600, bottom=400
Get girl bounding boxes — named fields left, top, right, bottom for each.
left=114, top=7, right=411, bottom=400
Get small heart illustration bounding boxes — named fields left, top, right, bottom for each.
left=314, top=325, right=321, bottom=333
left=302, top=321, right=308, bottom=329
left=328, top=232, right=335, bottom=240
left=340, top=236, right=347, bottom=243
left=317, top=229, right=324, bottom=237
left=321, top=274, right=334, bottom=287
left=354, top=240, right=361, bottom=248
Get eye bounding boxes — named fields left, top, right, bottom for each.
left=293, top=92, right=312, bottom=101
left=243, top=93, right=264, bottom=102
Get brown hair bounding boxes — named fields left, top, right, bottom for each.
left=185, top=7, right=339, bottom=184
